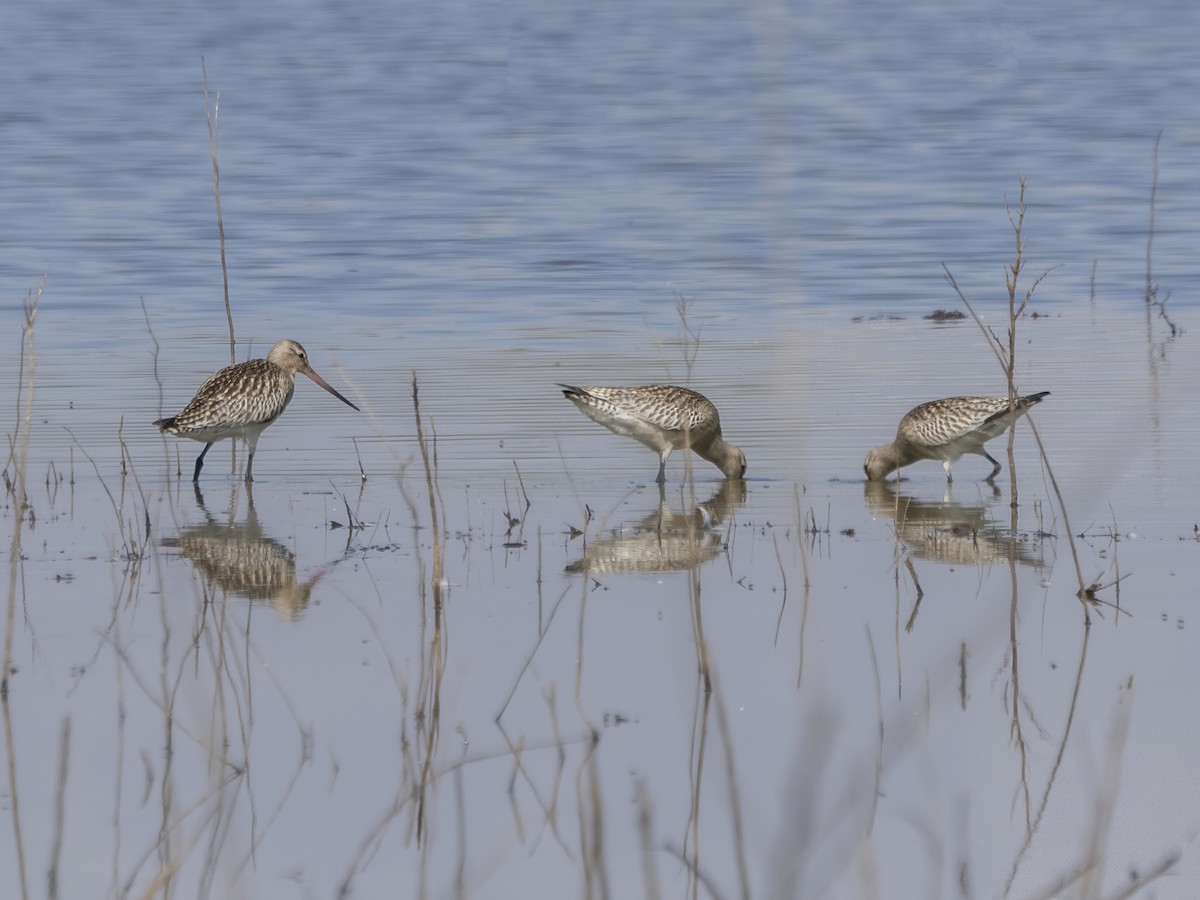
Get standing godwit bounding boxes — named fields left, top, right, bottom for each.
left=864, top=392, right=1049, bottom=483
left=155, top=339, right=359, bottom=483
left=559, top=384, right=747, bottom=483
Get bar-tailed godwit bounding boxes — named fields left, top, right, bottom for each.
left=559, top=384, right=746, bottom=483
left=155, top=339, right=359, bottom=483
left=864, top=392, right=1049, bottom=482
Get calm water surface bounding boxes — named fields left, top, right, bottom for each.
left=2, top=0, right=1199, bottom=897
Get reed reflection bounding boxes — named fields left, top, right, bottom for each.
left=863, top=481, right=1045, bottom=568
left=162, top=484, right=324, bottom=620
left=567, top=480, right=745, bottom=576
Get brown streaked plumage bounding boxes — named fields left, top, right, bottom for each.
left=864, top=392, right=1049, bottom=483
left=163, top=488, right=326, bottom=621
left=559, top=383, right=747, bottom=483
left=566, top=480, right=746, bottom=575
left=155, top=339, right=359, bottom=483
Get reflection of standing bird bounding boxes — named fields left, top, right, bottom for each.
left=559, top=384, right=747, bottom=483
left=566, top=480, right=746, bottom=575
left=864, top=392, right=1049, bottom=483
left=163, top=485, right=326, bottom=620
left=156, top=339, right=359, bottom=483
left=862, top=481, right=1045, bottom=567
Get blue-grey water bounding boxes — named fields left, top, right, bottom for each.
left=2, top=1, right=1198, bottom=898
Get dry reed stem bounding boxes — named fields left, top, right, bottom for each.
left=65, top=427, right=146, bottom=564
left=634, top=777, right=663, bottom=900
left=410, top=371, right=447, bottom=847
left=662, top=842, right=729, bottom=900
left=1025, top=417, right=1088, bottom=604
left=684, top=687, right=710, bottom=900
left=943, top=181, right=1090, bottom=618
left=200, top=59, right=238, bottom=479
left=47, top=717, right=71, bottom=900
left=577, top=736, right=612, bottom=900
left=708, top=672, right=752, bottom=900
left=200, top=59, right=234, bottom=366
left=1145, top=130, right=1159, bottom=304
left=3, top=288, right=41, bottom=900
left=791, top=487, right=812, bottom=688
left=512, top=460, right=532, bottom=512
left=494, top=584, right=572, bottom=721
left=1143, top=131, right=1178, bottom=337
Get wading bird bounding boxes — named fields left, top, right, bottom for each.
left=864, top=392, right=1049, bottom=483
left=559, top=383, right=746, bottom=483
left=156, top=339, right=359, bottom=482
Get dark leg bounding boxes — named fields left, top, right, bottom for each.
left=656, top=449, right=670, bottom=484
left=245, top=434, right=260, bottom=483
left=982, top=450, right=1002, bottom=480
left=193, top=442, right=214, bottom=483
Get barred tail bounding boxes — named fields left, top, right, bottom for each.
left=154, top=417, right=177, bottom=433
left=1021, top=391, right=1050, bottom=407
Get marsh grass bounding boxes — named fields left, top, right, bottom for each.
left=200, top=58, right=241, bottom=480
left=3, top=281, right=41, bottom=900
left=1144, top=131, right=1178, bottom=338
left=936, top=179, right=1185, bottom=897
left=789, top=486, right=813, bottom=689
left=943, top=178, right=1089, bottom=616
left=200, top=59, right=234, bottom=366
left=408, top=371, right=451, bottom=852
left=65, top=426, right=150, bottom=566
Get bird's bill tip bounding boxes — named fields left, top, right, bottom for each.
left=303, top=368, right=360, bottom=411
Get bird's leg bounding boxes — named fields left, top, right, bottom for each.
left=983, top=450, right=1002, bottom=480
left=245, top=435, right=259, bottom=483
left=656, top=448, right=670, bottom=484
left=193, top=442, right=214, bottom=483
left=943, top=459, right=954, bottom=483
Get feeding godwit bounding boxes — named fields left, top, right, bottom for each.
left=864, top=392, right=1049, bottom=483
left=155, top=339, right=359, bottom=483
left=559, top=384, right=747, bottom=483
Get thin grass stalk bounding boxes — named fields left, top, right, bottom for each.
left=47, top=717, right=72, bottom=900
left=200, top=59, right=238, bottom=477
left=411, top=371, right=446, bottom=847
left=684, top=687, right=711, bottom=900
left=200, top=59, right=234, bottom=366
left=791, top=487, right=812, bottom=688
left=635, top=778, right=663, bottom=900
left=577, top=736, right=611, bottom=900
left=1002, top=180, right=1028, bottom=518
left=944, top=182, right=1088, bottom=611
left=708, top=673, right=752, bottom=900
left=2, top=284, right=40, bottom=900
left=1025, top=417, right=1089, bottom=613
left=1005, top=624, right=1093, bottom=893
left=1145, top=130, right=1160, bottom=305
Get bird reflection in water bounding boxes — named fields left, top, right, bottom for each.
left=863, top=481, right=1046, bottom=568
left=567, top=479, right=746, bottom=576
left=162, top=484, right=326, bottom=620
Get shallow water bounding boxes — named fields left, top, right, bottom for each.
left=5, top=308, right=1198, bottom=899
left=3, top=0, right=1200, bottom=896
